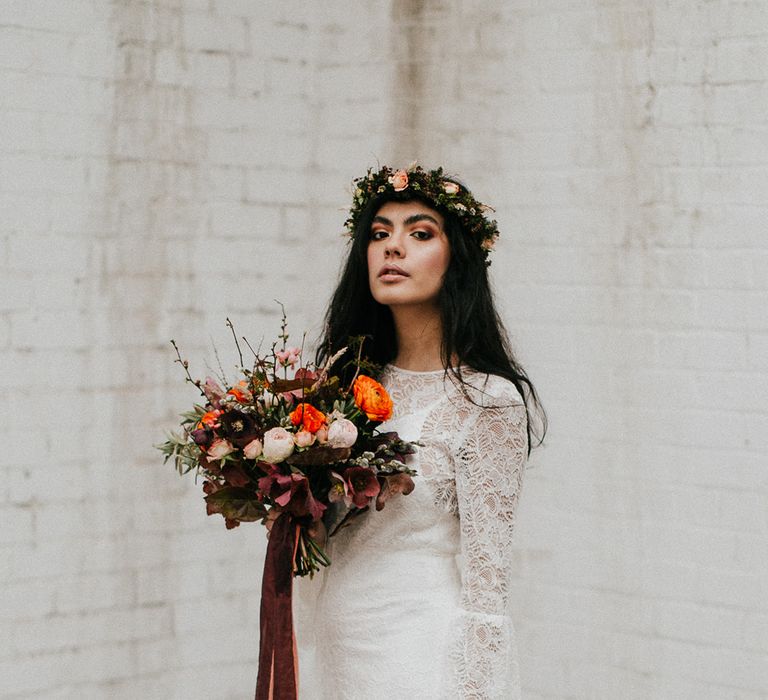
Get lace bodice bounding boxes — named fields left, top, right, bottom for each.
left=296, top=366, right=527, bottom=699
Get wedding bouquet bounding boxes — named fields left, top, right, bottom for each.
left=157, top=315, right=418, bottom=578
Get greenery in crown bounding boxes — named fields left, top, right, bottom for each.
left=344, top=164, right=500, bottom=257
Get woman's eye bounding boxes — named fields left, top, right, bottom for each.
left=411, top=230, right=432, bottom=241
left=370, top=229, right=389, bottom=241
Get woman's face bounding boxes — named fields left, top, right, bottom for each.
left=366, top=200, right=450, bottom=309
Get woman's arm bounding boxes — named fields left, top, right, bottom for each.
left=453, top=396, right=528, bottom=699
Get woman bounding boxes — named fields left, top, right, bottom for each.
left=296, top=165, right=545, bottom=699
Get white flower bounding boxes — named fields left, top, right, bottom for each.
left=327, top=418, right=359, bottom=449
left=207, top=438, right=235, bottom=460
left=262, top=427, right=295, bottom=462
left=243, top=438, right=263, bottom=460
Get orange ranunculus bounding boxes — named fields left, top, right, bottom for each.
left=289, top=403, right=327, bottom=434
left=352, top=375, right=393, bottom=422
left=198, top=409, right=222, bottom=429
left=227, top=380, right=252, bottom=403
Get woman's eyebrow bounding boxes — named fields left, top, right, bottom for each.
left=404, top=214, right=440, bottom=226
left=372, top=213, right=441, bottom=227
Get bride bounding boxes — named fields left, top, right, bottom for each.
left=295, top=165, right=546, bottom=699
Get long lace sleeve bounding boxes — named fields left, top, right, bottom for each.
left=452, top=393, right=528, bottom=699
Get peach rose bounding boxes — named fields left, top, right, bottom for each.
left=388, top=169, right=409, bottom=192
left=262, top=427, right=295, bottom=463
left=243, top=438, right=263, bottom=460
left=352, top=375, right=393, bottom=422
left=207, top=438, right=235, bottom=460
left=293, top=430, right=316, bottom=448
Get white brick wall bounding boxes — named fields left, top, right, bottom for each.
left=1, top=0, right=766, bottom=698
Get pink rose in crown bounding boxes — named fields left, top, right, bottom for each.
left=388, top=170, right=409, bottom=192
left=443, top=181, right=460, bottom=195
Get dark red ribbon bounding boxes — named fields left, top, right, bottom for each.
left=255, top=513, right=299, bottom=700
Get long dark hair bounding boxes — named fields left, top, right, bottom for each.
left=317, top=188, right=546, bottom=452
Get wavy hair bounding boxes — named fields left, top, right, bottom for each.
left=316, top=186, right=546, bottom=452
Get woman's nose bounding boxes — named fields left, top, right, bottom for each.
left=384, top=235, right=403, bottom=257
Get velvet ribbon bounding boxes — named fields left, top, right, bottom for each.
left=255, top=512, right=299, bottom=700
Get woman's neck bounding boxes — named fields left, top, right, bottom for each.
left=390, top=305, right=445, bottom=371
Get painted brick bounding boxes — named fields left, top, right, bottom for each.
left=182, top=12, right=248, bottom=53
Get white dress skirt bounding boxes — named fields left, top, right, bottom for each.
left=294, top=365, right=527, bottom=699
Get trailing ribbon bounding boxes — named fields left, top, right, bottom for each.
left=255, top=513, right=299, bottom=700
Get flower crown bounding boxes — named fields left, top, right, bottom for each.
left=344, top=165, right=499, bottom=256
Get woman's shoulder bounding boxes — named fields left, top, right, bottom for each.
left=452, top=369, right=525, bottom=410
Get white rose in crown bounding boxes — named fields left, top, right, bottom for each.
left=261, top=427, right=295, bottom=462
left=327, top=418, right=358, bottom=449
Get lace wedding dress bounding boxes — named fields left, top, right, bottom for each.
left=294, top=365, right=527, bottom=699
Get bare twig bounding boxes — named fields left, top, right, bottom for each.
left=226, top=317, right=244, bottom=368
left=170, top=339, right=205, bottom=397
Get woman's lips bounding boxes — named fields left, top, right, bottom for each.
left=378, top=265, right=409, bottom=281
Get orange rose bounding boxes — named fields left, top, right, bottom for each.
left=352, top=375, right=393, bottom=422
left=289, top=403, right=327, bottom=434
left=388, top=169, right=409, bottom=192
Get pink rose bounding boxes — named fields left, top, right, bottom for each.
left=243, top=438, right=263, bottom=460
left=293, top=430, right=316, bottom=448
left=262, top=427, right=295, bottom=462
left=388, top=170, right=409, bottom=192
left=327, top=418, right=358, bottom=449
left=315, top=426, right=329, bottom=444
left=207, top=438, right=235, bottom=460
left=443, top=181, right=460, bottom=195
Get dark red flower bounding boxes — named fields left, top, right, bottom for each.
left=345, top=466, right=381, bottom=508
left=258, top=464, right=326, bottom=521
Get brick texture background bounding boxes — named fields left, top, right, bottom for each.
left=1, top=1, right=766, bottom=698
